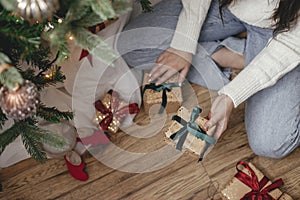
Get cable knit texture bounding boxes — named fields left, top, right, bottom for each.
left=171, top=0, right=300, bottom=107
left=170, top=0, right=212, bottom=54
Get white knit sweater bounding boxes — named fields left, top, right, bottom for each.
left=170, top=0, right=300, bottom=107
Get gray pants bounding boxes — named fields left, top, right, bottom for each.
left=117, top=0, right=300, bottom=158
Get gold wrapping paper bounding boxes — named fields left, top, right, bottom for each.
left=143, top=73, right=182, bottom=114
left=165, top=106, right=215, bottom=155
left=94, top=110, right=120, bottom=134
left=93, top=92, right=127, bottom=135
left=221, top=162, right=293, bottom=200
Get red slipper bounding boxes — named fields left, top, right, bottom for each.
left=64, top=151, right=88, bottom=181
left=79, top=129, right=110, bottom=146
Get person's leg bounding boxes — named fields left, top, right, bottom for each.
left=117, top=0, right=182, bottom=69
left=244, top=25, right=300, bottom=158
left=187, top=0, right=246, bottom=90
left=245, top=65, right=300, bottom=158
left=118, top=0, right=246, bottom=90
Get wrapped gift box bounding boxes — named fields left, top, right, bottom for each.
left=142, top=73, right=182, bottom=114
left=93, top=90, right=139, bottom=137
left=165, top=106, right=216, bottom=160
left=221, top=161, right=293, bottom=200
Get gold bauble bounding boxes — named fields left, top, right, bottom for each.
left=17, top=0, right=59, bottom=23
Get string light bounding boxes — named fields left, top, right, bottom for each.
left=44, top=66, right=58, bottom=79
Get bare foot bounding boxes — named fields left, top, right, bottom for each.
left=211, top=47, right=244, bottom=70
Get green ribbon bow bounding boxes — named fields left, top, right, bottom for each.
left=142, top=82, right=180, bottom=114
left=170, top=106, right=216, bottom=162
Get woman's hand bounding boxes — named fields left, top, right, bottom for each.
left=149, top=47, right=192, bottom=85
left=204, top=94, right=234, bottom=140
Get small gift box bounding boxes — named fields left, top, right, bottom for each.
left=142, top=73, right=183, bottom=114
left=165, top=106, right=217, bottom=161
left=221, top=161, right=293, bottom=200
left=93, top=90, right=139, bottom=136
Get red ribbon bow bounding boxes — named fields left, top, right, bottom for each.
left=235, top=161, right=284, bottom=200
left=94, top=90, right=139, bottom=131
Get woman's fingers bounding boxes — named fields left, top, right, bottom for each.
left=150, top=48, right=193, bottom=84
left=156, top=67, right=177, bottom=85
left=178, top=65, right=190, bottom=84
left=204, top=94, right=234, bottom=139
left=150, top=64, right=168, bottom=82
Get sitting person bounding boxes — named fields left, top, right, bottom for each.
left=117, top=0, right=300, bottom=158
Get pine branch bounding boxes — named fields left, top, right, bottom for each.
left=90, top=0, right=116, bottom=21
left=72, top=27, right=118, bottom=66
left=0, top=10, right=44, bottom=63
left=65, top=0, right=93, bottom=22
left=21, top=65, right=66, bottom=91
left=0, top=110, right=8, bottom=129
left=21, top=131, right=47, bottom=162
left=77, top=13, right=106, bottom=27
left=0, top=0, right=17, bottom=11
left=26, top=47, right=55, bottom=71
left=0, top=65, right=24, bottom=90
left=136, top=0, right=152, bottom=12
left=22, top=124, right=68, bottom=150
left=20, top=121, right=68, bottom=162
left=37, top=104, right=73, bottom=123
left=0, top=122, right=21, bottom=155
left=0, top=52, right=11, bottom=64
left=112, top=0, right=132, bottom=16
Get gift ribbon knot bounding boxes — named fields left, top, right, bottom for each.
left=95, top=91, right=139, bottom=131
left=142, top=82, right=180, bottom=114
left=170, top=106, right=216, bottom=161
left=235, top=161, right=284, bottom=200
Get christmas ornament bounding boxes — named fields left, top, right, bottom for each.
left=0, top=80, right=39, bottom=120
left=16, top=0, right=59, bottom=23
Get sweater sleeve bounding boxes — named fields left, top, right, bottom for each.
left=218, top=25, right=300, bottom=107
left=170, top=0, right=212, bottom=54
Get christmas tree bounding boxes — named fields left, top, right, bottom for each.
left=0, top=0, right=151, bottom=162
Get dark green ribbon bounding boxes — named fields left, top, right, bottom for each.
left=142, top=82, right=180, bottom=114
left=170, top=106, right=216, bottom=162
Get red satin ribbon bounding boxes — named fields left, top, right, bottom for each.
left=94, top=91, right=139, bottom=131
left=235, top=161, right=284, bottom=200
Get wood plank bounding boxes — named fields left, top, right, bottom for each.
left=86, top=155, right=211, bottom=200
left=0, top=84, right=299, bottom=200
left=58, top=155, right=194, bottom=200
left=0, top=158, right=38, bottom=181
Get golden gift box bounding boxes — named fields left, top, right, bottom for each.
left=165, top=106, right=216, bottom=161
left=142, top=73, right=182, bottom=114
left=221, top=161, right=293, bottom=200
left=94, top=90, right=139, bottom=136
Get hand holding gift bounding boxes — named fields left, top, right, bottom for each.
left=204, top=94, right=234, bottom=140
left=165, top=106, right=217, bottom=161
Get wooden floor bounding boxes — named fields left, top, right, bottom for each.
left=0, top=84, right=299, bottom=200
